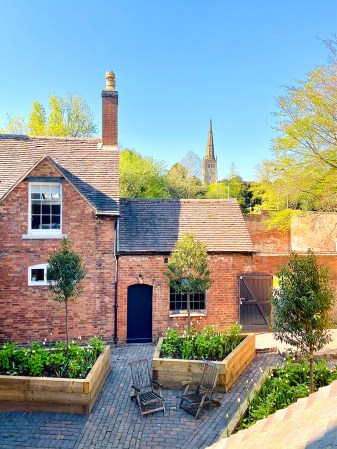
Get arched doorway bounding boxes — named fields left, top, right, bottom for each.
left=127, top=284, right=153, bottom=343
left=239, top=273, right=273, bottom=331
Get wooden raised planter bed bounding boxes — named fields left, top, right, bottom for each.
left=153, top=334, right=255, bottom=392
left=0, top=345, right=111, bottom=415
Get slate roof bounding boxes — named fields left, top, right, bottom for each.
left=0, top=134, right=119, bottom=214
left=118, top=198, right=254, bottom=253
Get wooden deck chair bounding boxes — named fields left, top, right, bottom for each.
left=179, top=360, right=221, bottom=420
left=129, top=359, right=166, bottom=417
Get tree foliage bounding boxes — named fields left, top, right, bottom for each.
left=166, top=163, right=206, bottom=198
left=272, top=250, right=336, bottom=392
left=1, top=94, right=97, bottom=137
left=165, top=234, right=213, bottom=336
left=119, top=149, right=168, bottom=198
left=47, top=238, right=86, bottom=349
left=253, top=38, right=337, bottom=228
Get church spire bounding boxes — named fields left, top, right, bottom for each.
left=206, top=119, right=215, bottom=159
left=202, top=119, right=218, bottom=185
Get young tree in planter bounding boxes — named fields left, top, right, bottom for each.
left=47, top=238, right=86, bottom=350
left=165, top=233, right=213, bottom=337
left=272, top=250, right=335, bottom=393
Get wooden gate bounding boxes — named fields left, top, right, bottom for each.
left=239, top=273, right=273, bottom=331
left=127, top=284, right=153, bottom=343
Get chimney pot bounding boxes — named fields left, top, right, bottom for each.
left=105, top=71, right=116, bottom=91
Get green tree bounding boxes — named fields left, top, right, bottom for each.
left=0, top=114, right=28, bottom=135
left=119, top=149, right=168, bottom=198
left=165, top=234, right=213, bottom=336
left=1, top=94, right=97, bottom=137
left=47, top=238, right=86, bottom=350
left=272, top=250, right=335, bottom=393
left=252, top=39, right=337, bottom=227
left=166, top=163, right=206, bottom=198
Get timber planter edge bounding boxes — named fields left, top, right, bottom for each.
left=153, top=334, right=256, bottom=392
left=0, top=345, right=111, bottom=415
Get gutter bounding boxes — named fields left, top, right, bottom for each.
left=113, top=218, right=119, bottom=345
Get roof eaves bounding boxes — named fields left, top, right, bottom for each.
left=0, top=154, right=47, bottom=203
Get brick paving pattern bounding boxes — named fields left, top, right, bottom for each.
left=0, top=345, right=282, bottom=449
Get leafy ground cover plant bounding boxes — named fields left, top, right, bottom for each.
left=237, top=358, right=337, bottom=430
left=0, top=337, right=104, bottom=379
left=160, top=324, right=242, bottom=361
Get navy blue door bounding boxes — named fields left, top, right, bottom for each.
left=127, top=284, right=153, bottom=343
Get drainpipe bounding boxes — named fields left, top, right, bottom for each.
left=113, top=218, right=119, bottom=345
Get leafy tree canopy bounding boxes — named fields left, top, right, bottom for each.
left=272, top=250, right=336, bottom=392
left=166, top=233, right=213, bottom=335
left=166, top=163, right=206, bottom=199
left=252, top=37, right=337, bottom=229
left=47, top=238, right=86, bottom=349
left=1, top=94, right=98, bottom=137
left=120, top=149, right=168, bottom=198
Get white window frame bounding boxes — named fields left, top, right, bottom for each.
left=28, top=263, right=49, bottom=286
left=27, top=182, right=62, bottom=238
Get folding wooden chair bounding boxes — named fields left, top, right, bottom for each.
left=129, top=359, right=166, bottom=417
left=179, top=360, right=221, bottom=419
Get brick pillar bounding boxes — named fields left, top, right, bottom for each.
left=102, top=71, right=118, bottom=148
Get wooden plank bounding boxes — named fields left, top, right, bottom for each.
left=29, top=378, right=84, bottom=393
left=0, top=378, right=31, bottom=390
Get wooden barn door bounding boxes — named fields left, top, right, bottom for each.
left=127, top=284, right=153, bottom=343
left=239, top=273, right=273, bottom=331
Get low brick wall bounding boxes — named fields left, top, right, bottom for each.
left=153, top=334, right=255, bottom=392
left=0, top=345, right=111, bottom=414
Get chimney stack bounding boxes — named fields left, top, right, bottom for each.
left=102, top=71, right=118, bottom=148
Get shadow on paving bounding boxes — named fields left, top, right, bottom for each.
left=0, top=344, right=283, bottom=449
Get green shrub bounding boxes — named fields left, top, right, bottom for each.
left=238, top=358, right=337, bottom=430
left=0, top=337, right=105, bottom=379
left=159, top=324, right=242, bottom=361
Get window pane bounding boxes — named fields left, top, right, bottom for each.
left=51, top=185, right=61, bottom=199
left=42, top=203, right=51, bottom=214
left=31, top=193, right=41, bottom=200
left=31, top=215, right=41, bottom=229
left=31, top=268, right=44, bottom=282
left=51, top=215, right=60, bottom=229
left=42, top=215, right=50, bottom=225
left=52, top=204, right=60, bottom=214
left=41, top=185, right=51, bottom=199
left=31, top=185, right=40, bottom=194
left=31, top=202, right=41, bottom=214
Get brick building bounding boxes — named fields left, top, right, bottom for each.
left=1, top=72, right=337, bottom=344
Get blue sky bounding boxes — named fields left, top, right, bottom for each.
left=0, top=0, right=336, bottom=180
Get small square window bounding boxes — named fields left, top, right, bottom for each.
left=28, top=264, right=48, bottom=286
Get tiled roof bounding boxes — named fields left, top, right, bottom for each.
left=0, top=134, right=119, bottom=213
left=118, top=198, right=254, bottom=253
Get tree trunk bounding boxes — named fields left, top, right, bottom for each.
left=65, top=301, right=69, bottom=354
left=187, top=291, right=191, bottom=337
left=309, top=351, right=315, bottom=393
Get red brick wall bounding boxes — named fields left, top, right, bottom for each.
left=117, top=253, right=253, bottom=342
left=0, top=159, right=116, bottom=343
left=244, top=212, right=290, bottom=253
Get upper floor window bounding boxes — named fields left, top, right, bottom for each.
left=29, top=183, right=62, bottom=234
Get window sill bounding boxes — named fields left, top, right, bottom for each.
left=22, top=233, right=66, bottom=240
left=169, top=311, right=207, bottom=318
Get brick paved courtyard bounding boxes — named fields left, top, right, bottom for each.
left=0, top=344, right=282, bottom=449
